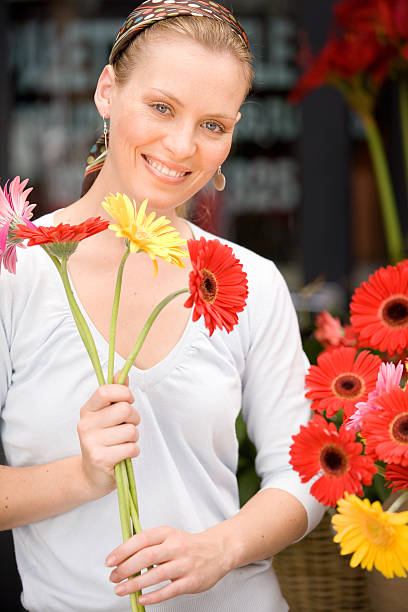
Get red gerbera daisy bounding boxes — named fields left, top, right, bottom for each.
left=361, top=387, right=408, bottom=466
left=350, top=263, right=408, bottom=356
left=385, top=463, right=408, bottom=493
left=184, top=237, right=248, bottom=336
left=290, top=414, right=376, bottom=506
left=13, top=217, right=109, bottom=258
left=305, top=347, right=381, bottom=418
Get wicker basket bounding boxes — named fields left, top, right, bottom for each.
left=273, top=512, right=373, bottom=611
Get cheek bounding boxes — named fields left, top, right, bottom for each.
left=199, top=138, right=232, bottom=171
left=110, top=108, right=159, bottom=152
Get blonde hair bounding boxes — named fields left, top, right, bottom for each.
left=112, top=15, right=253, bottom=97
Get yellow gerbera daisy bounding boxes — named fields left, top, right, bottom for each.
left=102, top=193, right=187, bottom=275
left=332, top=493, right=408, bottom=578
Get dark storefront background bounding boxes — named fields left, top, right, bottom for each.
left=1, top=0, right=405, bottom=608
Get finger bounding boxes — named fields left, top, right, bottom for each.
left=106, top=527, right=172, bottom=566
left=99, top=423, right=139, bottom=447
left=138, top=577, right=191, bottom=606
left=85, top=385, right=135, bottom=413
left=102, top=442, right=140, bottom=467
left=114, top=371, right=130, bottom=386
left=110, top=544, right=172, bottom=583
left=114, top=561, right=181, bottom=596
left=89, top=402, right=140, bottom=429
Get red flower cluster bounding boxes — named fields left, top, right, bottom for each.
left=289, top=0, right=407, bottom=111
left=335, top=0, right=408, bottom=59
left=294, top=258, right=408, bottom=509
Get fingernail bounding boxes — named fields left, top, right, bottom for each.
left=115, top=584, right=126, bottom=596
left=105, top=555, right=115, bottom=566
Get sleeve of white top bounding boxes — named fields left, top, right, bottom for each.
left=241, top=259, right=325, bottom=537
left=0, top=272, right=12, bottom=415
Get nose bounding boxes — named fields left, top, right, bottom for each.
left=162, top=121, right=197, bottom=161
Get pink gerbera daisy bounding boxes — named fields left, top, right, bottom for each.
left=346, top=361, right=404, bottom=432
left=0, top=176, right=36, bottom=273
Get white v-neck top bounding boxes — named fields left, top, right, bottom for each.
left=0, top=210, right=324, bottom=612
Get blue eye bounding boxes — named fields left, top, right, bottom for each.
left=204, top=121, right=224, bottom=133
left=154, top=103, right=170, bottom=114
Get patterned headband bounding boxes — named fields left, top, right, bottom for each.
left=82, top=0, right=248, bottom=196
left=110, top=0, right=249, bottom=65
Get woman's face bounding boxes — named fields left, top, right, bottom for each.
left=96, top=36, right=248, bottom=216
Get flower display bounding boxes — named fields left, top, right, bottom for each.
left=289, top=0, right=408, bottom=582
left=184, top=237, right=248, bottom=336
left=101, top=193, right=187, bottom=275
left=305, top=346, right=381, bottom=418
left=386, top=464, right=408, bottom=492
left=0, top=176, right=36, bottom=273
left=361, top=387, right=408, bottom=466
left=350, top=263, right=408, bottom=356
left=290, top=415, right=376, bottom=506
left=13, top=217, right=110, bottom=259
left=332, top=494, right=408, bottom=578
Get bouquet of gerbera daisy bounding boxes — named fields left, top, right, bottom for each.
left=0, top=177, right=248, bottom=611
left=290, top=261, right=408, bottom=580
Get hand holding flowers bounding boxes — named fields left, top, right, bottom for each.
left=0, top=177, right=248, bottom=611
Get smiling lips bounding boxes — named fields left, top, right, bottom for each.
left=142, top=154, right=191, bottom=183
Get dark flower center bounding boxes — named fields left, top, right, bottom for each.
left=333, top=373, right=363, bottom=399
left=382, top=296, right=408, bottom=328
left=199, top=269, right=218, bottom=304
left=391, top=413, right=408, bottom=444
left=320, top=444, right=348, bottom=477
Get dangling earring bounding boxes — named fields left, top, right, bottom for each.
left=103, top=115, right=109, bottom=151
left=213, top=166, right=226, bottom=191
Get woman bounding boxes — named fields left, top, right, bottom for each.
left=0, top=2, right=324, bottom=610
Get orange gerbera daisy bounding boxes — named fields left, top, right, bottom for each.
left=290, top=414, right=376, bottom=506
left=361, top=387, right=408, bottom=466
left=184, top=237, right=248, bottom=336
left=385, top=464, right=408, bottom=493
left=350, top=264, right=408, bottom=356
left=305, top=347, right=382, bottom=418
left=14, top=217, right=109, bottom=258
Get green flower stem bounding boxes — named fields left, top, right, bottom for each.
left=126, top=457, right=139, bottom=516
left=115, top=462, right=131, bottom=539
left=398, top=75, right=408, bottom=198
left=117, top=289, right=189, bottom=385
left=360, top=112, right=403, bottom=264
left=128, top=484, right=142, bottom=534
left=388, top=490, right=408, bottom=513
left=108, top=245, right=131, bottom=385
left=375, top=464, right=386, bottom=477
left=117, top=462, right=143, bottom=612
left=58, top=257, right=105, bottom=386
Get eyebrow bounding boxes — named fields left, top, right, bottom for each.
left=149, top=88, right=237, bottom=121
